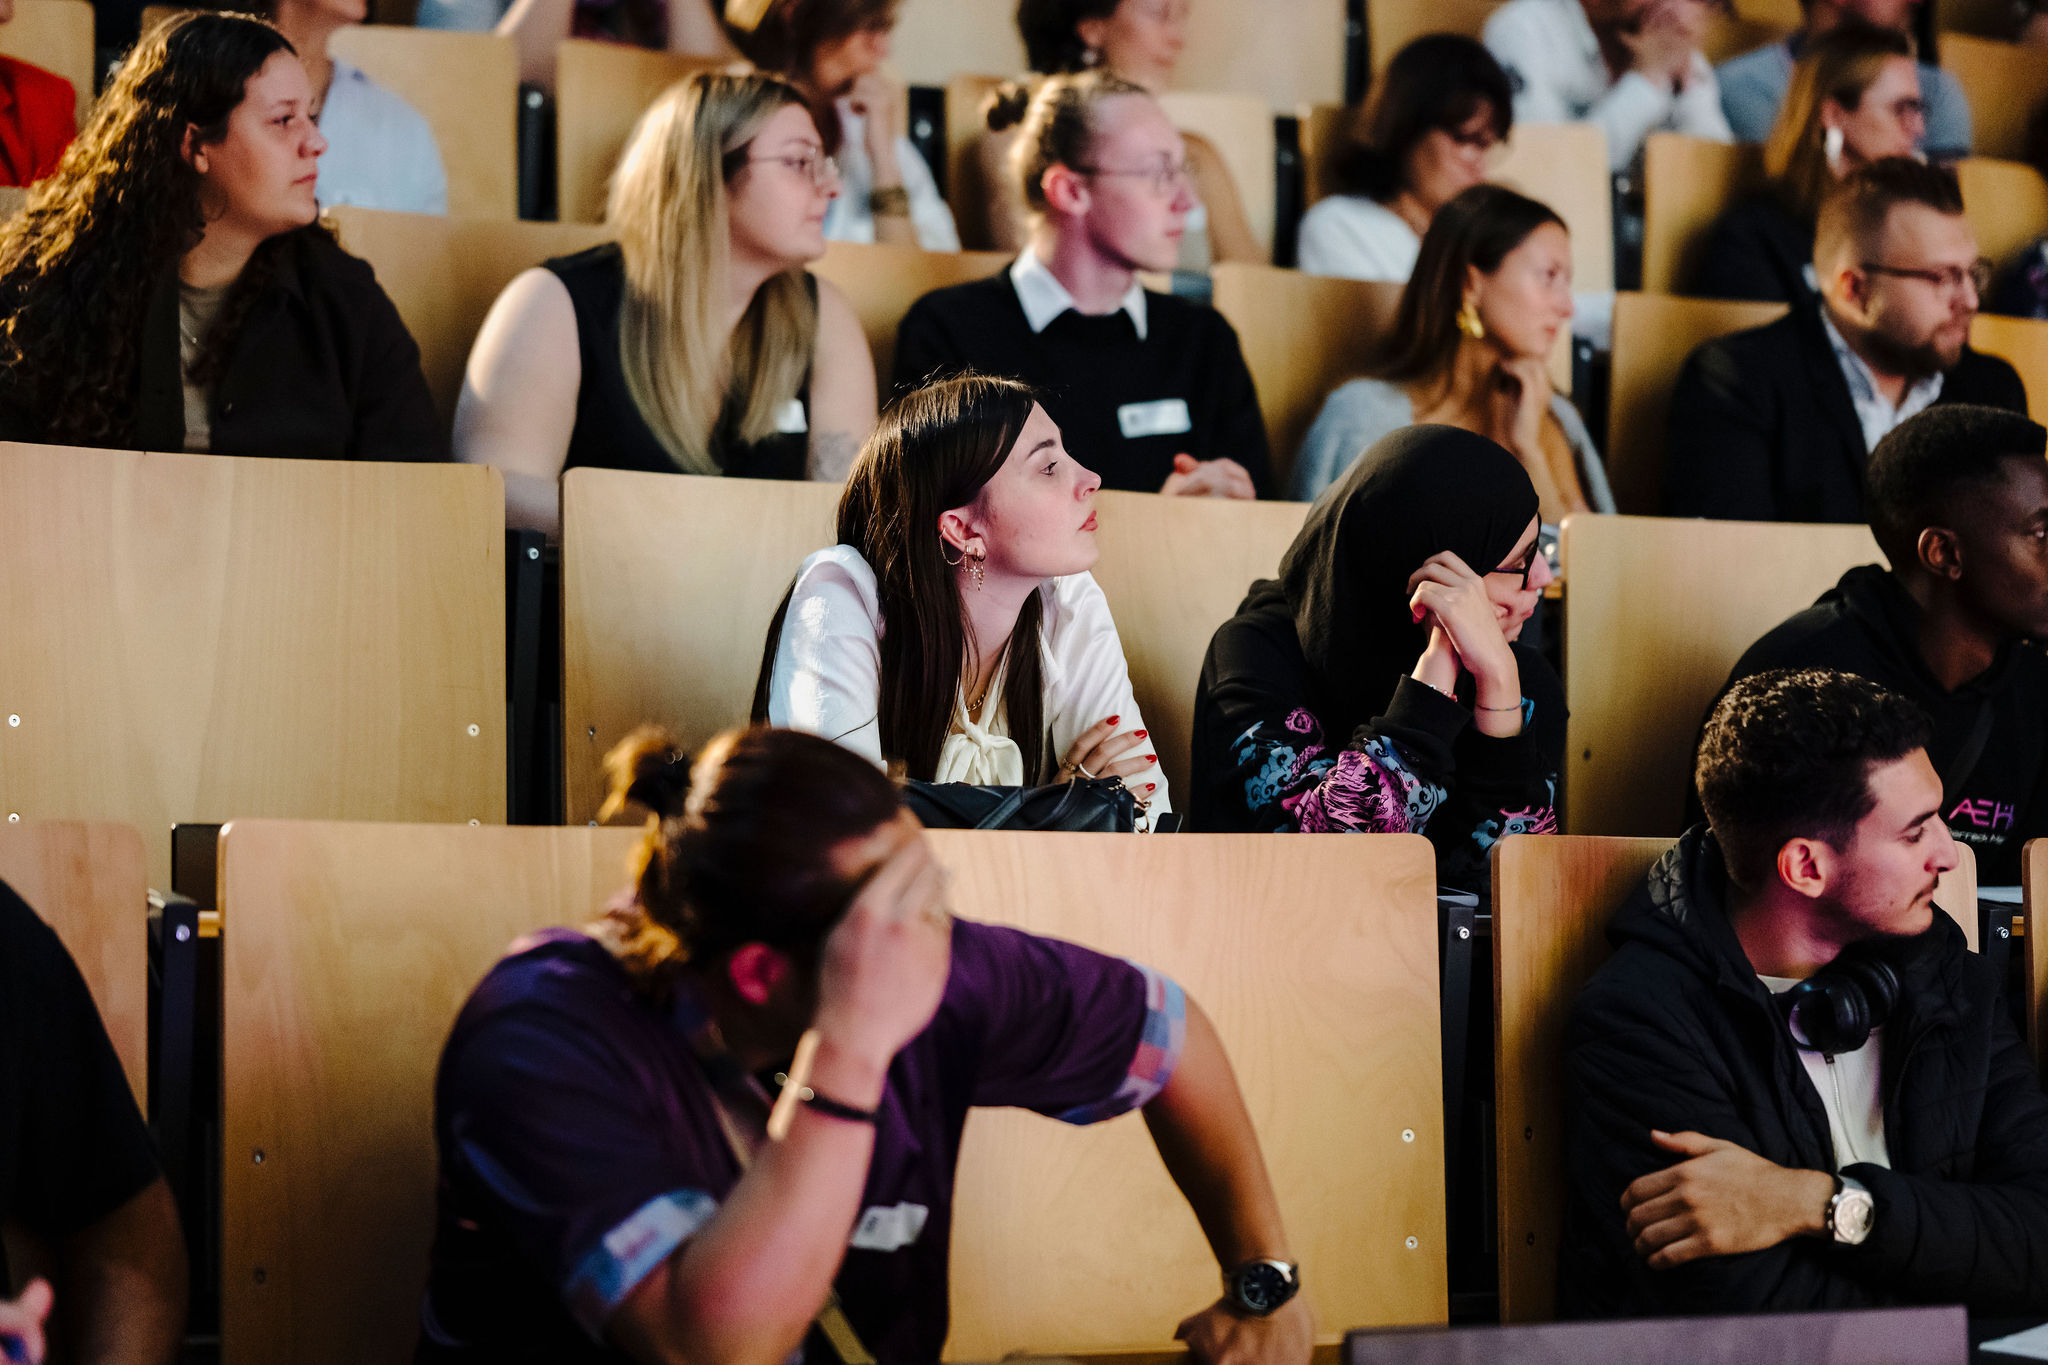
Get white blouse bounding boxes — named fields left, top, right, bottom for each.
left=765, top=545, right=1170, bottom=817
left=1295, top=196, right=1421, bottom=283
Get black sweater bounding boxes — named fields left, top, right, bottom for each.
left=891, top=266, right=1273, bottom=496
left=1560, top=830, right=2048, bottom=1318
left=1709, top=565, right=2048, bottom=885
left=1663, top=301, right=2027, bottom=524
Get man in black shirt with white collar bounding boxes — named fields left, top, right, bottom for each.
left=892, top=72, right=1272, bottom=499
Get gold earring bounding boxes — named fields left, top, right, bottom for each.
left=940, top=540, right=963, bottom=567
left=1456, top=303, right=1485, bottom=340
left=970, top=551, right=986, bottom=590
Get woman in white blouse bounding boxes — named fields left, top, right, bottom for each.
left=1297, top=35, right=1510, bottom=283
left=758, top=373, right=1166, bottom=817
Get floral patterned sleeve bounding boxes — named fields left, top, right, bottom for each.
left=1227, top=676, right=1558, bottom=857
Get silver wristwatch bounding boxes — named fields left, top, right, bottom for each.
left=1826, top=1174, right=1875, bottom=1245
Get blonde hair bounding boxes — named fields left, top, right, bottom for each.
left=1000, top=68, right=1150, bottom=215
left=605, top=71, right=820, bottom=474
left=1765, top=24, right=1915, bottom=223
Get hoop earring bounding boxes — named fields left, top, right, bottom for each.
left=1455, top=302, right=1486, bottom=340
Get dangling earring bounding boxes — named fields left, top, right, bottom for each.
left=969, top=550, right=986, bottom=590
left=940, top=540, right=963, bottom=567
left=1823, top=124, right=1846, bottom=174
left=1455, top=302, right=1486, bottom=340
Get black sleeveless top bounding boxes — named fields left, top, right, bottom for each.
left=546, top=243, right=814, bottom=480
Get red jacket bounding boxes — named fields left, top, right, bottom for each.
left=0, top=54, right=74, bottom=187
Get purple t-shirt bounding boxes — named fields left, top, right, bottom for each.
left=415, top=918, right=1186, bottom=1362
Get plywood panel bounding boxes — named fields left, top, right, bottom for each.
left=560, top=469, right=842, bottom=823
left=0, top=446, right=508, bottom=891
left=1642, top=134, right=1768, bottom=296
left=1605, top=292, right=1787, bottom=514
left=1211, top=263, right=1403, bottom=491
left=810, top=240, right=1010, bottom=392
left=329, top=26, right=519, bottom=220
left=1492, top=833, right=1670, bottom=1323
left=1367, top=0, right=1502, bottom=76
left=1082, top=491, right=1309, bottom=799
left=1159, top=90, right=1277, bottom=252
left=2026, top=839, right=2048, bottom=1084
left=1970, top=311, right=2048, bottom=417
left=0, top=0, right=94, bottom=127
left=944, top=831, right=1446, bottom=1353
left=890, top=0, right=1345, bottom=111
left=1490, top=122, right=1614, bottom=296
left=0, top=821, right=148, bottom=1106
left=1493, top=834, right=1976, bottom=1324
left=327, top=205, right=611, bottom=424
left=1959, top=156, right=2048, bottom=271
left=555, top=41, right=731, bottom=224
left=218, top=821, right=1440, bottom=1363
left=217, top=819, right=642, bottom=1365
left=1561, top=513, right=1881, bottom=838
left=1943, top=34, right=2048, bottom=162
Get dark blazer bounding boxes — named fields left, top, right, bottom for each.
left=1559, top=829, right=2048, bottom=1318
left=1663, top=301, right=2027, bottom=523
left=1690, top=191, right=1813, bottom=305
left=0, top=225, right=444, bottom=461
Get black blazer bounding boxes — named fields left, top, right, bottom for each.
left=1662, top=301, right=2028, bottom=523
left=0, top=225, right=444, bottom=461
left=1690, top=192, right=1813, bottom=305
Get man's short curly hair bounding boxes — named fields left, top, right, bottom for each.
left=1696, top=669, right=1931, bottom=890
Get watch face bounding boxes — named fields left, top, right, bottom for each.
left=1835, top=1190, right=1875, bottom=1243
left=1234, top=1263, right=1289, bottom=1314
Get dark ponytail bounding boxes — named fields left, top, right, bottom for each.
left=594, top=724, right=903, bottom=987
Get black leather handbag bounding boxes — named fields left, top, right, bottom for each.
left=902, top=776, right=1138, bottom=831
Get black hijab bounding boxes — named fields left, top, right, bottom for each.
left=1266, top=424, right=1541, bottom=744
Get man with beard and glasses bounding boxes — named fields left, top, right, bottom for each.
left=1557, top=668, right=2048, bottom=1318
left=1662, top=158, right=2025, bottom=524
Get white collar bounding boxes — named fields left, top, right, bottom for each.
left=1009, top=248, right=1148, bottom=341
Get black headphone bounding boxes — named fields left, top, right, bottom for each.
left=1775, top=952, right=1901, bottom=1056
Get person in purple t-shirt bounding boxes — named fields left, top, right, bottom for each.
left=417, top=724, right=1314, bottom=1365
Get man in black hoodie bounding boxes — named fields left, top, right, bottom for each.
left=1559, top=669, right=2048, bottom=1318
left=1712, top=404, right=2048, bottom=885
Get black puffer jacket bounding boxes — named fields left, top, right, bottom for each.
left=1558, top=827, right=2048, bottom=1318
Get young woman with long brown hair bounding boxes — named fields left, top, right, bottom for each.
left=0, top=10, right=442, bottom=460
left=455, top=70, right=876, bottom=535
left=756, top=372, right=1167, bottom=819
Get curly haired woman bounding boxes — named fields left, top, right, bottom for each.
left=0, top=11, right=443, bottom=460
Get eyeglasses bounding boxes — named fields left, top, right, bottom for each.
left=1858, top=258, right=1993, bottom=300
left=1444, top=124, right=1500, bottom=155
left=1074, top=158, right=1194, bottom=197
left=748, top=150, right=842, bottom=189
left=1886, top=96, right=1927, bottom=123
left=1490, top=540, right=1541, bottom=590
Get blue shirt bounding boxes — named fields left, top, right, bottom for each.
left=1717, top=39, right=1972, bottom=159
left=416, top=918, right=1186, bottom=1361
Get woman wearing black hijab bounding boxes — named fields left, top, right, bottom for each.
left=1189, top=425, right=1564, bottom=890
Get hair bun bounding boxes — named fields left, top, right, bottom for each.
left=984, top=80, right=1033, bottom=133
left=600, top=725, right=694, bottom=821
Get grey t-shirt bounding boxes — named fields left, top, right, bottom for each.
left=178, top=280, right=229, bottom=454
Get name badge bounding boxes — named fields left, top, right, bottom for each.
left=774, top=398, right=809, bottom=434
left=849, top=1202, right=929, bottom=1252
left=1117, top=397, right=1192, bottom=440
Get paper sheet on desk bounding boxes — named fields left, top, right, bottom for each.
left=1983, top=1322, right=2048, bottom=1359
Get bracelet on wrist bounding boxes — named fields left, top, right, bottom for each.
left=798, top=1086, right=879, bottom=1125
left=1474, top=698, right=1525, bottom=713
left=868, top=185, right=911, bottom=217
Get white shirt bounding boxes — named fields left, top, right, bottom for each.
left=315, top=58, right=449, bottom=216
left=824, top=100, right=960, bottom=253
left=1483, top=0, right=1733, bottom=172
left=1295, top=196, right=1421, bottom=283
left=766, top=545, right=1171, bottom=818
left=1820, top=310, right=1945, bottom=454
left=1009, top=248, right=1149, bottom=340
left=1760, top=974, right=1892, bottom=1170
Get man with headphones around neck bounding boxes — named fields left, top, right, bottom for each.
left=1557, top=668, right=2048, bottom=1318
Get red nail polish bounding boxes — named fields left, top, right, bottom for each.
left=1107, top=715, right=1120, bottom=725
left=1147, top=783, right=1157, bottom=791
left=1134, top=729, right=1147, bottom=739
left=1146, top=754, right=1156, bottom=763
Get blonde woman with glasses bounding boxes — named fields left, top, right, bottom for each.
left=455, top=71, right=876, bottom=534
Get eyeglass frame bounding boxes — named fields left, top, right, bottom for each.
left=1071, top=157, right=1196, bottom=197
left=1856, top=257, right=1994, bottom=299
left=732, top=149, right=843, bottom=190
left=1489, top=539, right=1542, bottom=591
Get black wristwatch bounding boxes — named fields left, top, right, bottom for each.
left=1223, top=1258, right=1301, bottom=1317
